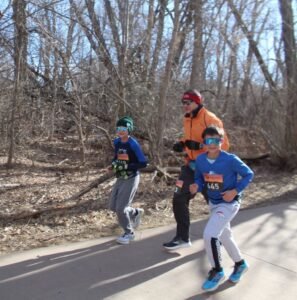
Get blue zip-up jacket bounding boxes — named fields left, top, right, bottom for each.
left=113, top=136, right=147, bottom=176
left=194, top=151, right=254, bottom=204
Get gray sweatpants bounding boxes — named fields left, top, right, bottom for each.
left=109, top=174, right=140, bottom=234
left=203, top=202, right=243, bottom=270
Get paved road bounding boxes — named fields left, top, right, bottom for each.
left=1, top=202, right=297, bottom=300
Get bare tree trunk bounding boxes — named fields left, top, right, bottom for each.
left=76, top=99, right=86, bottom=165
left=49, top=9, right=58, bottom=141
left=279, top=0, right=297, bottom=163
left=7, top=0, right=27, bottom=167
left=155, top=0, right=180, bottom=164
left=238, top=2, right=269, bottom=127
left=142, top=0, right=155, bottom=83
left=72, top=0, right=120, bottom=83
left=190, top=0, right=204, bottom=89
left=148, top=0, right=167, bottom=90
left=106, top=0, right=126, bottom=115
left=7, top=61, right=19, bottom=168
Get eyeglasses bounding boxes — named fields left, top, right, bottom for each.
left=116, top=126, right=128, bottom=132
left=203, top=137, right=221, bottom=145
left=182, top=100, right=193, bottom=106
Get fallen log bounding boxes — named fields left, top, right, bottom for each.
left=237, top=152, right=270, bottom=162
left=0, top=183, right=22, bottom=190
left=0, top=171, right=114, bottom=222
left=65, top=170, right=114, bottom=203
left=0, top=198, right=105, bottom=222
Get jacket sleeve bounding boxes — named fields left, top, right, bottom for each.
left=194, top=158, right=205, bottom=192
left=232, top=155, right=254, bottom=193
left=128, top=140, right=148, bottom=171
left=112, top=139, right=118, bottom=163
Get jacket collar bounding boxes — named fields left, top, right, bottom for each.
left=184, top=104, right=203, bottom=118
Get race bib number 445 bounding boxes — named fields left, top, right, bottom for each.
left=204, top=173, right=223, bottom=191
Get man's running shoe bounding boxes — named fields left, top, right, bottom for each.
left=163, top=237, right=192, bottom=250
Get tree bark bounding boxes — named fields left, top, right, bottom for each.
left=279, top=0, right=297, bottom=161
left=7, top=0, right=28, bottom=168
left=155, top=0, right=181, bottom=164
left=190, top=0, right=204, bottom=89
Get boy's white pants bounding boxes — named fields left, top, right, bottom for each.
left=203, top=202, right=243, bottom=270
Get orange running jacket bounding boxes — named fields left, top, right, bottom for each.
left=181, top=107, right=229, bottom=161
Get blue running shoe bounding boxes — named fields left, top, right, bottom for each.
left=202, top=269, right=225, bottom=291
left=229, top=261, right=249, bottom=283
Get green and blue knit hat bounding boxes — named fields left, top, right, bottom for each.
left=116, top=116, right=134, bottom=133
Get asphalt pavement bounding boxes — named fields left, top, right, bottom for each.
left=0, top=201, right=296, bottom=300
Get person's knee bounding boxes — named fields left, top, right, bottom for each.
left=221, top=228, right=232, bottom=241
left=203, top=229, right=219, bottom=242
left=203, top=230, right=211, bottom=242
left=115, top=206, right=126, bottom=215
left=117, top=206, right=133, bottom=216
left=173, top=191, right=189, bottom=204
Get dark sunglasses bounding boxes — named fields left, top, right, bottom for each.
left=182, top=100, right=193, bottom=106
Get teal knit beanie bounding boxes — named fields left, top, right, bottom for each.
left=116, top=116, right=134, bottom=133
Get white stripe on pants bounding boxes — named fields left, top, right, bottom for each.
left=203, top=202, right=242, bottom=269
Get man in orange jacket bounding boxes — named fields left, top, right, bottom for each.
left=163, top=89, right=229, bottom=250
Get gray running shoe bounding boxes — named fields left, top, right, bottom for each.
left=133, top=208, right=144, bottom=229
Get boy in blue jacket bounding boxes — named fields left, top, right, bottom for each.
left=190, top=125, right=254, bottom=292
left=110, top=116, right=148, bottom=245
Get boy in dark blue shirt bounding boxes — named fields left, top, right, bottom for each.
left=109, top=116, right=147, bottom=245
left=190, top=126, right=254, bottom=292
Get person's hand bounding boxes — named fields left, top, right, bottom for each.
left=173, top=141, right=184, bottom=152
left=189, top=183, right=198, bottom=194
left=111, top=160, right=128, bottom=171
left=221, top=189, right=237, bottom=202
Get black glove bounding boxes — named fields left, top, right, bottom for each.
left=173, top=141, right=185, bottom=152
left=184, top=140, right=202, bottom=150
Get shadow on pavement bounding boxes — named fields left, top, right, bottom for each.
left=0, top=200, right=296, bottom=299
left=0, top=223, right=206, bottom=299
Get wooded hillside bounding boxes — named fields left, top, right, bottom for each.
left=0, top=0, right=296, bottom=169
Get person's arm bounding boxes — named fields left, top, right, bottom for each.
left=222, top=156, right=253, bottom=202
left=111, top=139, right=118, bottom=163
left=195, top=169, right=205, bottom=193
left=232, top=155, right=254, bottom=193
left=173, top=121, right=186, bottom=152
left=128, top=140, right=148, bottom=171
left=190, top=157, right=205, bottom=194
left=234, top=158, right=254, bottom=193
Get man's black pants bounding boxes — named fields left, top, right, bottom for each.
left=172, top=165, right=195, bottom=242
